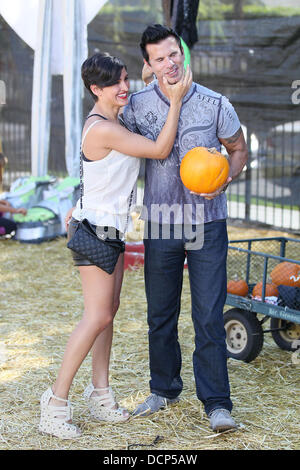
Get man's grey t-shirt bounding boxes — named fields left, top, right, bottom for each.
left=123, top=80, right=241, bottom=225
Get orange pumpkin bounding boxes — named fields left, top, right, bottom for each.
left=270, top=262, right=300, bottom=287
left=227, top=278, right=248, bottom=297
left=180, top=147, right=230, bottom=194
left=252, top=282, right=279, bottom=297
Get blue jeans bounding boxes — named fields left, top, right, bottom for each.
left=143, top=220, right=232, bottom=415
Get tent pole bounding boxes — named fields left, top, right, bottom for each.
left=31, top=0, right=53, bottom=177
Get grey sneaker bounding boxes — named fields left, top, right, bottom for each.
left=132, top=393, right=179, bottom=417
left=209, top=408, right=237, bottom=432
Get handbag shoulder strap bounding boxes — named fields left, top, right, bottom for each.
left=79, top=114, right=108, bottom=219
left=79, top=116, right=134, bottom=237
left=122, top=187, right=134, bottom=240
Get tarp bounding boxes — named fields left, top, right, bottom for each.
left=0, top=0, right=106, bottom=74
left=0, top=0, right=107, bottom=177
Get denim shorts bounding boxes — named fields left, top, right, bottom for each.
left=68, top=217, right=125, bottom=266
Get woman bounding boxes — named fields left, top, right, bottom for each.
left=39, top=52, right=192, bottom=439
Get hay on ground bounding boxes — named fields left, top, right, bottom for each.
left=0, top=222, right=299, bottom=450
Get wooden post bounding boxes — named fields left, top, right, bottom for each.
left=162, top=0, right=172, bottom=27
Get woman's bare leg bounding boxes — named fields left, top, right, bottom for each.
left=89, top=255, right=128, bottom=417
left=91, top=254, right=124, bottom=388
left=51, top=264, right=117, bottom=405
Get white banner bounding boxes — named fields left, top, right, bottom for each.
left=0, top=0, right=107, bottom=74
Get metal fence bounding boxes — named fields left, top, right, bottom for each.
left=190, top=42, right=300, bottom=232
left=0, top=69, right=32, bottom=182
left=0, top=10, right=299, bottom=232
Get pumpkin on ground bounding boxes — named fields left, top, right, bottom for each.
left=227, top=278, right=248, bottom=296
left=270, top=262, right=300, bottom=287
left=180, top=146, right=229, bottom=194
left=252, top=282, right=279, bottom=298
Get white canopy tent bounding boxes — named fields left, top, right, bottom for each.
left=0, top=0, right=107, bottom=177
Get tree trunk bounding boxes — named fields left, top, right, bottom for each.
left=234, top=0, right=244, bottom=19
left=162, top=0, right=172, bottom=27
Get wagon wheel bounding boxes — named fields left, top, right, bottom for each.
left=223, top=308, right=264, bottom=363
left=270, top=318, right=300, bottom=351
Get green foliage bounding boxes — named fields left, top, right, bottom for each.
left=196, top=0, right=300, bottom=45
left=101, top=0, right=162, bottom=17
left=96, top=0, right=163, bottom=55
left=198, top=0, right=229, bottom=21
left=243, top=4, right=300, bottom=18
left=197, top=0, right=300, bottom=20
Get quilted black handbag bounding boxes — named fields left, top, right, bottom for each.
left=67, top=124, right=133, bottom=274
left=67, top=218, right=124, bottom=274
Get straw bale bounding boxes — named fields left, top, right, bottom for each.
left=0, top=223, right=299, bottom=450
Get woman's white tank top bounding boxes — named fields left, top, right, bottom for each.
left=72, top=119, right=141, bottom=233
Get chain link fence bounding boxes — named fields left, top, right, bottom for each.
left=0, top=1, right=299, bottom=231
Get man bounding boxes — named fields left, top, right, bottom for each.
left=123, top=24, right=248, bottom=432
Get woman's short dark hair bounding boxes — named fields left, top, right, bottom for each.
left=81, top=52, right=126, bottom=101
left=140, top=24, right=183, bottom=63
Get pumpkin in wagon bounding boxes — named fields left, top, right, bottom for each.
left=227, top=277, right=248, bottom=297
left=270, top=262, right=300, bottom=287
left=180, top=147, right=230, bottom=194
left=252, top=281, right=279, bottom=298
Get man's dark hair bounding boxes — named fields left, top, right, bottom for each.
left=81, top=52, right=126, bottom=102
left=140, top=24, right=183, bottom=63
